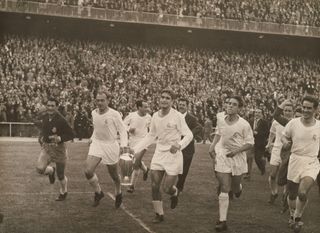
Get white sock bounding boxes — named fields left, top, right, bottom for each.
left=268, top=176, right=278, bottom=195
left=152, top=200, right=164, bottom=215
left=88, top=174, right=101, bottom=193
left=219, top=192, right=229, bottom=222
left=130, top=169, right=140, bottom=186
left=294, top=199, right=308, bottom=219
left=287, top=196, right=296, bottom=217
left=141, top=161, right=147, bottom=173
left=44, top=166, right=53, bottom=175
left=59, top=176, right=68, bottom=194
left=115, top=173, right=122, bottom=195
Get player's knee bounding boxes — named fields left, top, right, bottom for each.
left=151, top=182, right=160, bottom=191
left=298, top=192, right=307, bottom=202
left=270, top=175, right=276, bottom=181
left=36, top=167, right=45, bottom=174
left=288, top=192, right=297, bottom=200
left=84, top=170, right=94, bottom=180
left=57, top=173, right=65, bottom=181
left=163, top=186, right=171, bottom=194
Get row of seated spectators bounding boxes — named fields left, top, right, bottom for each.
left=0, top=34, right=319, bottom=133
left=21, top=0, right=320, bottom=27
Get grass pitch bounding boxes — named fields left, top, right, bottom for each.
left=0, top=141, right=319, bottom=233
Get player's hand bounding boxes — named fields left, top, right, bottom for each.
left=266, top=144, right=273, bottom=154
left=279, top=99, right=292, bottom=109
left=129, top=128, right=136, bottom=134
left=282, top=140, right=292, bottom=150
left=170, top=143, right=181, bottom=154
left=226, top=150, right=237, bottom=158
left=208, top=144, right=216, bottom=159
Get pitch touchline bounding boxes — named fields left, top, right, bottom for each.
left=107, top=192, right=156, bottom=233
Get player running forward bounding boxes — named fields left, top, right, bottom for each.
left=36, top=97, right=74, bottom=201
left=84, top=90, right=128, bottom=208
left=281, top=95, right=320, bottom=233
left=209, top=96, right=254, bottom=232
left=267, top=102, right=294, bottom=204
left=131, top=89, right=193, bottom=223
left=124, top=100, right=152, bottom=193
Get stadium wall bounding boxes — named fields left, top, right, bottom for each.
left=1, top=11, right=320, bottom=57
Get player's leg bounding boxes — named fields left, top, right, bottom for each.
left=316, top=172, right=320, bottom=195
left=231, top=175, right=242, bottom=198
left=244, top=149, right=254, bottom=180
left=36, top=148, right=55, bottom=184
left=268, top=164, right=279, bottom=204
left=254, top=147, right=266, bottom=175
left=107, top=163, right=122, bottom=208
left=215, top=172, right=231, bottom=231
left=287, top=180, right=299, bottom=225
left=55, top=161, right=68, bottom=201
left=292, top=176, right=314, bottom=232
left=128, top=149, right=148, bottom=193
left=176, top=152, right=193, bottom=193
left=84, top=155, right=104, bottom=206
left=151, top=170, right=165, bottom=223
left=163, top=174, right=179, bottom=209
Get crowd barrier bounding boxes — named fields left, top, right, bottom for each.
left=0, top=0, right=319, bottom=38
left=0, top=122, right=39, bottom=137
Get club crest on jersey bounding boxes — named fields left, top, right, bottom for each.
left=166, top=122, right=176, bottom=129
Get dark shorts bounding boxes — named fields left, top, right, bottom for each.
left=41, top=143, right=67, bottom=163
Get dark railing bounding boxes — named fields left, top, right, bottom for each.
left=1, top=0, right=320, bottom=37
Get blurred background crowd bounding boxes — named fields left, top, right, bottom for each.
left=0, top=34, right=319, bottom=138
left=25, top=0, right=320, bottom=26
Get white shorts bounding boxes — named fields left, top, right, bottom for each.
left=88, top=140, right=120, bottom=165
left=151, top=150, right=183, bottom=176
left=287, top=155, right=320, bottom=183
left=270, top=147, right=282, bottom=166
left=215, top=148, right=247, bottom=176
left=129, top=138, right=148, bottom=150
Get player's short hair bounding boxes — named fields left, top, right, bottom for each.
left=229, top=95, right=244, bottom=108
left=47, top=97, right=59, bottom=106
left=178, top=98, right=189, bottom=106
left=295, top=107, right=302, bottom=114
left=302, top=95, right=319, bottom=108
left=161, top=89, right=175, bottom=99
left=96, top=89, right=111, bottom=99
left=136, top=100, right=143, bottom=108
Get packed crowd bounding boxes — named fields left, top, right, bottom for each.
left=0, top=34, right=319, bottom=131
left=26, top=0, right=320, bottom=27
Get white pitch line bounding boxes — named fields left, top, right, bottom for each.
left=0, top=191, right=156, bottom=233
left=106, top=192, right=156, bottom=233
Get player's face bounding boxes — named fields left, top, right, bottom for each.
left=254, top=109, right=263, bottom=120
left=178, top=101, right=188, bottom=114
left=223, top=98, right=230, bottom=110
left=160, top=92, right=172, bottom=110
left=302, top=100, right=316, bottom=120
left=96, top=93, right=108, bottom=111
left=226, top=98, right=239, bottom=115
left=283, top=106, right=294, bottom=119
left=46, top=101, right=57, bottom=115
left=139, top=102, right=149, bottom=115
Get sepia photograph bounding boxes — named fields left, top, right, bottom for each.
left=0, top=0, right=319, bottom=232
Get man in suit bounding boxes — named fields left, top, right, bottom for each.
left=253, top=108, right=269, bottom=175
left=177, top=98, right=202, bottom=193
